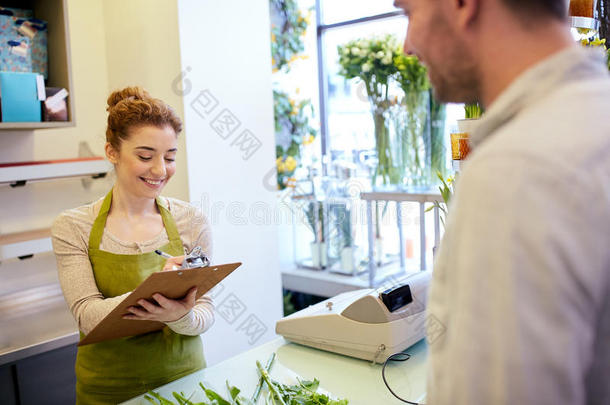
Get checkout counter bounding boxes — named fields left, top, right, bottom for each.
left=121, top=337, right=427, bottom=405
left=123, top=271, right=430, bottom=404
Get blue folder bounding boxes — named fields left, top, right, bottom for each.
left=0, top=71, right=41, bottom=122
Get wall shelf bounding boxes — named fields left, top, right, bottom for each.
left=0, top=0, right=75, bottom=128
left=0, top=122, right=75, bottom=130
left=0, top=228, right=52, bottom=261
left=0, top=156, right=112, bottom=187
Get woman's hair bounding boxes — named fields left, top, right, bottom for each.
left=106, top=86, right=182, bottom=150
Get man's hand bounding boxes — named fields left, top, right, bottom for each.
left=123, top=287, right=198, bottom=323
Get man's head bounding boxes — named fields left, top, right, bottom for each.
left=394, top=0, right=568, bottom=104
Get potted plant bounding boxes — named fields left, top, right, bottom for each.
left=452, top=103, right=483, bottom=163
left=328, top=204, right=357, bottom=274
left=457, top=103, right=483, bottom=133
left=374, top=201, right=390, bottom=266
left=305, top=200, right=327, bottom=268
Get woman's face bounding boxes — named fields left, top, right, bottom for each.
left=106, top=125, right=178, bottom=200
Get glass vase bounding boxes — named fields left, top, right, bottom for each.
left=371, top=105, right=403, bottom=189
left=389, top=90, right=431, bottom=188
left=428, top=92, right=447, bottom=184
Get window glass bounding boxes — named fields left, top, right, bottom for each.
left=321, top=0, right=399, bottom=25
left=322, top=16, right=407, bottom=168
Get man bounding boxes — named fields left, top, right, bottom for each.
left=393, top=0, right=610, bottom=404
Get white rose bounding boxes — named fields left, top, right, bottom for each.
left=362, top=63, right=372, bottom=72
left=376, top=51, right=385, bottom=59
left=351, top=47, right=360, bottom=56
left=382, top=56, right=392, bottom=65
left=342, top=47, right=349, bottom=56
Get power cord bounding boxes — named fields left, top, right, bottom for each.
left=381, top=352, right=425, bottom=404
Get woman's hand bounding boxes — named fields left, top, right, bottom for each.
left=122, top=287, right=198, bottom=323
left=162, top=255, right=186, bottom=271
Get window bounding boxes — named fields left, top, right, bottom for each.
left=320, top=0, right=398, bottom=25
left=315, top=0, right=464, bottom=175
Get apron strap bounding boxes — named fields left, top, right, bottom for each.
left=88, top=190, right=183, bottom=250
left=88, top=189, right=113, bottom=250
left=157, top=198, right=182, bottom=243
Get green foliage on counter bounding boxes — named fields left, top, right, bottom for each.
left=144, top=354, right=349, bottom=405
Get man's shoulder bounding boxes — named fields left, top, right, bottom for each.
left=474, top=78, right=610, bottom=179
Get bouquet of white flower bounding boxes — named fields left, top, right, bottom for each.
left=338, top=36, right=402, bottom=186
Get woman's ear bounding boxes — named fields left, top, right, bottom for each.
left=105, top=142, right=119, bottom=165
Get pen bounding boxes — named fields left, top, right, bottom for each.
left=154, top=249, right=173, bottom=259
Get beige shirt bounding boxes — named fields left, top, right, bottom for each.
left=427, top=46, right=610, bottom=405
left=51, top=195, right=214, bottom=336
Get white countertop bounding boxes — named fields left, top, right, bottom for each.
left=122, top=337, right=428, bottom=405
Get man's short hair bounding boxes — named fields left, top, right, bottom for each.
left=502, top=0, right=567, bottom=20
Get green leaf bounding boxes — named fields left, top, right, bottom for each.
left=200, top=383, right=232, bottom=405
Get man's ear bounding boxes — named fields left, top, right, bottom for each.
left=452, top=0, right=480, bottom=30
left=105, top=142, right=119, bottom=165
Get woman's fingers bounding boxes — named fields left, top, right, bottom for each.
left=162, top=255, right=185, bottom=271
left=123, top=289, right=197, bottom=322
left=138, top=298, right=160, bottom=313
left=126, top=305, right=149, bottom=318
left=152, top=293, right=174, bottom=309
left=183, top=287, right=197, bottom=306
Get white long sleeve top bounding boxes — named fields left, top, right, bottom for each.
left=51, top=196, right=215, bottom=336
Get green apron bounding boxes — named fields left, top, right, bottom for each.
left=76, top=190, right=205, bottom=404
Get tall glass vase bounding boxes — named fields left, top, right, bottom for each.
left=390, top=90, right=430, bottom=187
left=428, top=91, right=447, bottom=184
left=371, top=105, right=402, bottom=188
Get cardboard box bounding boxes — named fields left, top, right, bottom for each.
left=17, top=18, right=48, bottom=78
left=0, top=71, right=43, bottom=122
left=0, top=15, right=33, bottom=73
left=0, top=7, right=34, bottom=19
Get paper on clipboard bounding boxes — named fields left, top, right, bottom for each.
left=78, top=262, right=242, bottom=346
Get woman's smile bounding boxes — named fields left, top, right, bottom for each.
left=140, top=177, right=166, bottom=188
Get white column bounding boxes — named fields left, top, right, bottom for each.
left=177, top=0, right=282, bottom=365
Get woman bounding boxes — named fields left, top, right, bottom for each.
left=51, top=87, right=214, bottom=404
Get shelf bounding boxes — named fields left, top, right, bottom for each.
left=0, top=156, right=112, bottom=186
left=0, top=228, right=51, bottom=245
left=281, top=262, right=417, bottom=297
left=0, top=292, right=78, bottom=366
left=0, top=0, right=75, bottom=128
left=0, top=228, right=52, bottom=261
left=0, top=122, right=75, bottom=130
left=360, top=186, right=442, bottom=203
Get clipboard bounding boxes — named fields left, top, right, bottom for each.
left=78, top=262, right=242, bottom=346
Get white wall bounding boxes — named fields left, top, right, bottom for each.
left=177, top=0, right=283, bottom=365
left=102, top=0, right=189, bottom=201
